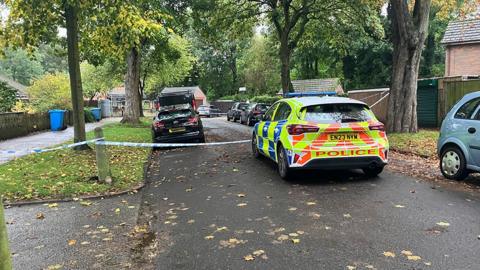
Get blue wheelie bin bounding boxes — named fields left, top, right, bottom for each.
left=90, top=108, right=102, bottom=121
left=49, top=110, right=66, bottom=131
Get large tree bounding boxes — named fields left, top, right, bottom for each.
left=237, top=0, right=381, bottom=95
left=2, top=0, right=92, bottom=147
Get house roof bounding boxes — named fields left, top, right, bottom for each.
left=277, top=78, right=344, bottom=95
left=442, top=19, right=480, bottom=45
left=0, top=74, right=28, bottom=98
left=161, top=86, right=206, bottom=99
left=108, top=85, right=125, bottom=96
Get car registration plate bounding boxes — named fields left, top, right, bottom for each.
left=169, top=127, right=186, bottom=133
left=329, top=133, right=358, bottom=141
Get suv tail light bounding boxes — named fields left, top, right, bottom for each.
left=154, top=121, right=165, bottom=129
left=287, top=124, right=319, bottom=135
left=185, top=117, right=198, bottom=126
left=369, top=123, right=385, bottom=131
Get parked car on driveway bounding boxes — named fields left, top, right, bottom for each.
left=227, top=102, right=249, bottom=122
left=438, top=91, right=480, bottom=180
left=251, top=96, right=389, bottom=179
left=198, top=105, right=222, bottom=118
left=240, top=103, right=270, bottom=126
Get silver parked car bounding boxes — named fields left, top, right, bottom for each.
left=438, top=91, right=480, bottom=180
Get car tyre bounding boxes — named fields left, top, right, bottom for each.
left=362, top=166, right=384, bottom=177
left=277, top=144, right=291, bottom=179
left=252, top=134, right=261, bottom=159
left=227, top=115, right=231, bottom=121
left=440, top=146, right=469, bottom=180
left=247, top=116, right=253, bottom=126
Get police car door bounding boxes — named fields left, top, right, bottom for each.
left=258, top=103, right=279, bottom=157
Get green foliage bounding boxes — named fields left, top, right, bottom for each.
left=218, top=93, right=249, bottom=101
left=84, top=108, right=95, bottom=123
left=238, top=35, right=280, bottom=96
left=0, top=47, right=44, bottom=85
left=27, top=73, right=71, bottom=112
left=0, top=81, right=17, bottom=112
left=143, top=33, right=196, bottom=95
left=250, top=95, right=281, bottom=104
left=81, top=61, right=122, bottom=100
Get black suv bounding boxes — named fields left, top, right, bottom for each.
left=227, top=102, right=249, bottom=122
left=152, top=92, right=205, bottom=143
left=240, top=103, right=270, bottom=126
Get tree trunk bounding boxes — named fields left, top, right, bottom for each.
left=280, top=39, right=292, bottom=95
left=121, top=47, right=141, bottom=124
left=65, top=2, right=88, bottom=149
left=387, top=0, right=431, bottom=133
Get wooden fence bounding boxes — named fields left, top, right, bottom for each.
left=348, top=88, right=389, bottom=123
left=438, top=76, right=480, bottom=122
left=0, top=111, right=73, bottom=141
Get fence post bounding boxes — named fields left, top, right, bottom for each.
left=94, top=127, right=112, bottom=184
left=0, top=197, right=12, bottom=270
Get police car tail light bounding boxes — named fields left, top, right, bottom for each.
left=369, top=123, right=385, bottom=131
left=287, top=124, right=319, bottom=135
left=154, top=121, right=165, bottom=129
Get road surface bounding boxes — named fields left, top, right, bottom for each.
left=133, top=118, right=480, bottom=270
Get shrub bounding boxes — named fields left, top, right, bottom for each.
left=0, top=81, right=17, bottom=112
left=27, top=73, right=71, bottom=112
left=84, top=109, right=95, bottom=123
left=250, top=95, right=281, bottom=104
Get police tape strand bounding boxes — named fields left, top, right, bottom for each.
left=1, top=138, right=104, bottom=155
left=96, top=140, right=251, bottom=148
left=1, top=138, right=251, bottom=155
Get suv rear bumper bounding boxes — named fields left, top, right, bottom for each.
left=153, top=131, right=204, bottom=143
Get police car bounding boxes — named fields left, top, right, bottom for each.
left=251, top=96, right=389, bottom=179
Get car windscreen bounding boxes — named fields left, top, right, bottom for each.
left=302, top=103, right=372, bottom=123
left=238, top=103, right=249, bottom=110
left=256, top=104, right=269, bottom=111
left=157, top=109, right=192, bottom=120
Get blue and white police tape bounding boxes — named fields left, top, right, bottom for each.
left=1, top=138, right=104, bottom=155
left=95, top=139, right=251, bottom=148
left=1, top=138, right=250, bottom=155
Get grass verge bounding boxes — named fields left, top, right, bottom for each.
left=0, top=118, right=152, bottom=202
left=388, top=129, right=439, bottom=158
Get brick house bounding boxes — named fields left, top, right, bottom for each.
left=441, top=19, right=480, bottom=76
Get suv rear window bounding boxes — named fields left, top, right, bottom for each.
left=256, top=104, right=269, bottom=110
left=302, top=103, right=372, bottom=123
left=158, top=109, right=192, bottom=120
left=238, top=103, right=249, bottom=110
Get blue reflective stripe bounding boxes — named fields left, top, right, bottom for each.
left=258, top=136, right=264, bottom=154
left=262, top=122, right=270, bottom=138
left=274, top=120, right=287, bottom=142
left=268, top=141, right=276, bottom=161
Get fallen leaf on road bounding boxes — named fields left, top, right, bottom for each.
left=407, top=255, right=422, bottom=261
left=187, top=219, right=195, bottom=224
left=185, top=188, right=193, bottom=192
left=36, top=213, right=45, bottom=220
left=291, top=238, right=300, bottom=244
left=424, top=262, right=432, bottom=266
left=237, top=203, right=247, bottom=207
left=288, top=233, right=299, bottom=237
left=128, top=206, right=135, bottom=209
left=80, top=241, right=90, bottom=245
left=102, top=237, right=112, bottom=241
left=297, top=230, right=305, bottom=235
left=394, top=205, right=405, bottom=208
left=343, top=213, right=352, bottom=218
left=436, top=222, right=450, bottom=227
left=47, top=264, right=63, bottom=270
left=80, top=201, right=92, bottom=206
left=68, top=239, right=76, bottom=246
left=347, top=266, right=356, bottom=270
left=237, top=193, right=246, bottom=197
left=100, top=228, right=109, bottom=233
left=244, top=254, right=254, bottom=261
left=47, top=203, right=58, bottom=208
left=216, top=226, right=228, bottom=232
left=277, top=234, right=289, bottom=241
left=204, top=235, right=214, bottom=240
left=115, top=208, right=120, bottom=214
left=306, top=202, right=316, bottom=206
left=233, top=169, right=239, bottom=172
left=253, top=250, right=265, bottom=256
left=383, top=251, right=396, bottom=258
left=288, top=207, right=297, bottom=211
left=83, top=225, right=90, bottom=228
left=401, top=250, right=413, bottom=256
left=325, top=226, right=331, bottom=230
left=245, top=230, right=254, bottom=233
